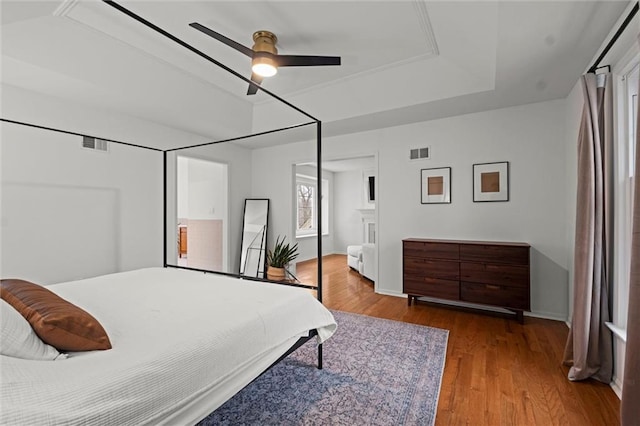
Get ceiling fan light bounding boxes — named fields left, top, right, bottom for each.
left=252, top=56, right=278, bottom=77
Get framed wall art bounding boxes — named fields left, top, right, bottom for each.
left=473, top=161, right=509, bottom=202
left=421, top=167, right=451, bottom=204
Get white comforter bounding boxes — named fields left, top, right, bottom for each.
left=0, top=267, right=336, bottom=425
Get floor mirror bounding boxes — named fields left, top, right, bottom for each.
left=239, top=198, right=269, bottom=278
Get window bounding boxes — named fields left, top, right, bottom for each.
left=295, top=174, right=329, bottom=237
left=611, top=60, right=638, bottom=338
left=297, top=181, right=315, bottom=232
left=620, top=63, right=637, bottom=323
left=629, top=64, right=637, bottom=181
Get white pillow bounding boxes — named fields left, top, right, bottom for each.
left=0, top=298, right=65, bottom=360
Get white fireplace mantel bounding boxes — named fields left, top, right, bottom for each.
left=356, top=209, right=376, bottom=244
left=356, top=208, right=375, bottom=218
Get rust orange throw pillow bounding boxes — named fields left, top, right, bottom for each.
left=0, top=279, right=111, bottom=351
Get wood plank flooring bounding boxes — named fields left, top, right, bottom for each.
left=296, top=254, right=620, bottom=426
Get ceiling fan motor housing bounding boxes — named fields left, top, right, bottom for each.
left=252, top=31, right=278, bottom=55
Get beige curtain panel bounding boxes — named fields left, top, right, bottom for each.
left=621, top=49, right=640, bottom=426
left=563, top=73, right=613, bottom=384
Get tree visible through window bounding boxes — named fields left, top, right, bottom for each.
left=295, top=173, right=328, bottom=237
left=297, top=183, right=315, bottom=231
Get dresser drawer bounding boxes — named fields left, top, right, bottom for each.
left=460, top=262, right=529, bottom=288
left=403, top=258, right=459, bottom=280
left=403, top=241, right=459, bottom=260
left=460, top=244, right=529, bottom=265
left=461, top=281, right=530, bottom=310
left=404, top=277, right=460, bottom=300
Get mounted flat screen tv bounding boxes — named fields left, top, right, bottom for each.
left=368, top=176, right=375, bottom=202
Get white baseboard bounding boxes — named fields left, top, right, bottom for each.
left=525, top=311, right=569, bottom=322
left=375, top=289, right=406, bottom=298
left=610, top=376, right=623, bottom=399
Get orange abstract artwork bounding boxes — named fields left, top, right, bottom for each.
left=481, top=172, right=500, bottom=193
left=428, top=176, right=444, bottom=195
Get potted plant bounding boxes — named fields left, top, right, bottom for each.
left=266, top=235, right=299, bottom=281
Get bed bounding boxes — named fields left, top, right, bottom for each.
left=0, top=267, right=337, bottom=425
left=2, top=2, right=331, bottom=423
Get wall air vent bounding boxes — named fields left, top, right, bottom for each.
left=409, top=146, right=430, bottom=161
left=82, top=136, right=109, bottom=152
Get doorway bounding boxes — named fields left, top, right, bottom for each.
left=176, top=156, right=229, bottom=272
left=293, top=155, right=378, bottom=290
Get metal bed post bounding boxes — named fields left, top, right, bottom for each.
left=163, top=150, right=167, bottom=267
left=3, top=4, right=334, bottom=419
left=103, top=0, right=328, bottom=372
left=316, top=120, right=323, bottom=369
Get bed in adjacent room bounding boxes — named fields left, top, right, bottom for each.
left=0, top=267, right=337, bottom=425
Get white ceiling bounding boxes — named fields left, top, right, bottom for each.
left=0, top=1, right=633, bottom=149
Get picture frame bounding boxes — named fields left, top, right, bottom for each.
left=421, top=167, right=451, bottom=204
left=473, top=161, right=509, bottom=202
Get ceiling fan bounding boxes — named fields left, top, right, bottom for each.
left=189, top=22, right=341, bottom=95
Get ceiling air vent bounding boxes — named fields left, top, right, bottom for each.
left=82, top=136, right=109, bottom=152
left=409, top=147, right=430, bottom=161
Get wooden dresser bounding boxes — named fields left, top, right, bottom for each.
left=402, top=238, right=530, bottom=322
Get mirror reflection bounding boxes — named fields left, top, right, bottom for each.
left=239, top=199, right=269, bottom=278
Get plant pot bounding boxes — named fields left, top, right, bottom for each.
left=267, top=266, right=286, bottom=281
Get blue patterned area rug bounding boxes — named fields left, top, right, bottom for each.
left=198, top=310, right=449, bottom=426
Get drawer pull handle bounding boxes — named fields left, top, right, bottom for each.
left=485, top=284, right=500, bottom=290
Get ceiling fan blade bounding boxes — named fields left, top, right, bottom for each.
left=189, top=22, right=254, bottom=58
left=275, top=55, right=341, bottom=67
left=247, top=73, right=263, bottom=96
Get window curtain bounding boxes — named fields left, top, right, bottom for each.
left=621, top=58, right=640, bottom=426
left=563, top=72, right=613, bottom=383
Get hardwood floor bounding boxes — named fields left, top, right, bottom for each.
left=296, top=254, right=620, bottom=426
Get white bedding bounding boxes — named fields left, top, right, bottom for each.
left=0, top=267, right=336, bottom=425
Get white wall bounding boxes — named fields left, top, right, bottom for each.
left=177, top=156, right=189, bottom=219
left=185, top=158, right=227, bottom=221
left=334, top=170, right=367, bottom=253
left=372, top=100, right=568, bottom=320
left=0, top=84, right=246, bottom=284
left=1, top=121, right=162, bottom=285
left=0, top=85, right=179, bottom=284
left=253, top=99, right=569, bottom=319
left=251, top=142, right=333, bottom=265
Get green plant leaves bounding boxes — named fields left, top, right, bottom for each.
left=267, top=235, right=299, bottom=268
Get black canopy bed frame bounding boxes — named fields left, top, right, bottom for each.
left=0, top=0, right=326, bottom=393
